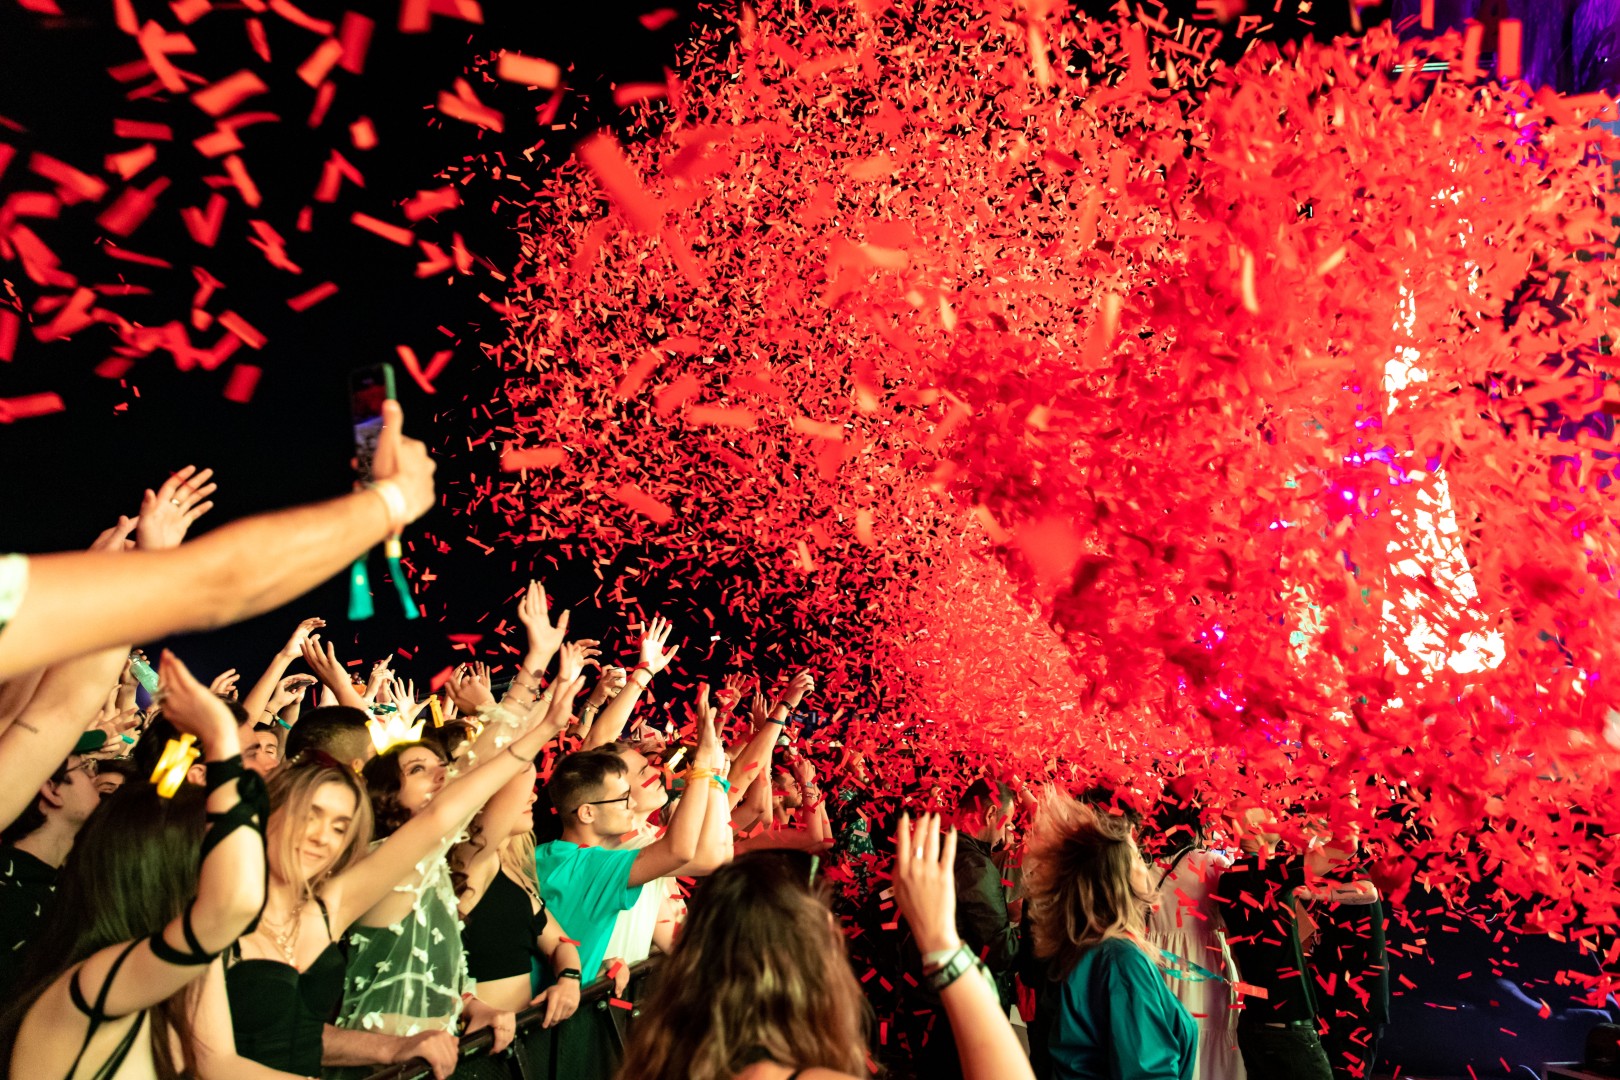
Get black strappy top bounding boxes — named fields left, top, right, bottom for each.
left=65, top=939, right=147, bottom=1080
left=225, top=897, right=346, bottom=1076
left=461, top=870, right=548, bottom=982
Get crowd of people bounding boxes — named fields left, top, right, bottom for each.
left=0, top=406, right=1390, bottom=1080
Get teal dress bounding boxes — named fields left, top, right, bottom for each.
left=1050, top=936, right=1196, bottom=1080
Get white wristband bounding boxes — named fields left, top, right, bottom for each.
left=367, top=480, right=408, bottom=533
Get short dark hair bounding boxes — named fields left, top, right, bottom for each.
left=285, top=706, right=372, bottom=766
left=0, top=755, right=73, bottom=845
left=546, top=749, right=628, bottom=818
left=960, top=778, right=1014, bottom=817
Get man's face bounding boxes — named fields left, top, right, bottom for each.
left=242, top=728, right=282, bottom=777
left=53, top=756, right=103, bottom=826
left=579, top=772, right=636, bottom=838
left=617, top=748, right=668, bottom=817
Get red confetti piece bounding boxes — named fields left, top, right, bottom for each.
left=437, top=79, right=504, bottom=132
left=396, top=344, right=451, bottom=393
left=337, top=11, right=373, bottom=73
left=286, top=281, right=338, bottom=311
left=638, top=8, right=677, bottom=31
left=501, top=446, right=567, bottom=471
left=0, top=392, right=65, bottom=423
left=222, top=362, right=262, bottom=402
left=350, top=211, right=413, bottom=246
left=1497, top=19, right=1521, bottom=81
left=496, top=52, right=560, bottom=89
left=112, top=119, right=173, bottom=141
left=192, top=69, right=269, bottom=117
left=612, top=483, right=674, bottom=525
left=216, top=309, right=265, bottom=349
left=297, top=38, right=345, bottom=87
left=0, top=310, right=19, bottom=362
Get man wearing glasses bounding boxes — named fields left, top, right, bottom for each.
left=536, top=702, right=730, bottom=1002
left=0, top=731, right=105, bottom=995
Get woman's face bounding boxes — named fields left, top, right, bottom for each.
left=395, top=746, right=447, bottom=817
left=280, top=780, right=359, bottom=885
left=512, top=766, right=538, bottom=836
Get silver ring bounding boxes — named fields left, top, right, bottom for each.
left=169, top=498, right=183, bottom=507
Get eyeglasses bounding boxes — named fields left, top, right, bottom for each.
left=62, top=759, right=99, bottom=780
left=582, top=792, right=632, bottom=810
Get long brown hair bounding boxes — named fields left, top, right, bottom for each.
left=267, top=758, right=374, bottom=898
left=0, top=785, right=206, bottom=1080
left=615, top=852, right=869, bottom=1080
left=1025, top=794, right=1156, bottom=980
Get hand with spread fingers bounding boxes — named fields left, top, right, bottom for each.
left=638, top=615, right=680, bottom=675
left=137, top=465, right=217, bottom=551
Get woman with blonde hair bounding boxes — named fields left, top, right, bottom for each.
left=1025, top=795, right=1197, bottom=1080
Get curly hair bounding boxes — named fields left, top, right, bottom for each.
left=615, top=852, right=869, bottom=1080
left=1024, top=794, right=1157, bottom=980
left=360, top=741, right=445, bottom=839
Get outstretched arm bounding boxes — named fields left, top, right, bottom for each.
left=22, top=653, right=262, bottom=1042
left=325, top=674, right=585, bottom=934
left=894, top=814, right=1034, bottom=1080
left=0, top=401, right=434, bottom=679
left=584, top=616, right=679, bottom=750
left=241, top=617, right=324, bottom=723
left=627, top=684, right=718, bottom=888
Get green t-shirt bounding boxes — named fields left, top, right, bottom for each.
left=1050, top=936, right=1196, bottom=1080
left=534, top=841, right=644, bottom=982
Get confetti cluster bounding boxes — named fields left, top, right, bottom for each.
left=481, top=0, right=1620, bottom=981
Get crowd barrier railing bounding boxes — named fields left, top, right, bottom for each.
left=360, top=957, right=661, bottom=1080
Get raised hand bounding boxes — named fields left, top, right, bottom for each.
left=693, top=683, right=723, bottom=769
left=137, top=465, right=217, bottom=551
left=777, top=670, right=816, bottom=709
left=364, top=658, right=393, bottom=703
left=555, top=639, right=600, bottom=684
left=717, top=672, right=749, bottom=715
left=517, top=580, right=570, bottom=666
left=389, top=677, right=429, bottom=723
left=278, top=616, right=326, bottom=659
left=369, top=399, right=436, bottom=527
left=209, top=668, right=241, bottom=699
left=301, top=636, right=354, bottom=694
left=89, top=516, right=137, bottom=553
left=158, top=650, right=239, bottom=749
left=588, top=665, right=628, bottom=706
left=893, top=813, right=961, bottom=955
left=749, top=691, right=770, bottom=730
left=447, top=663, right=494, bottom=714
left=267, top=674, right=317, bottom=714
left=638, top=615, right=679, bottom=675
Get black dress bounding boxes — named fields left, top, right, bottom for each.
left=224, top=897, right=346, bottom=1075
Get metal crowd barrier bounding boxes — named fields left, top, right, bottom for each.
left=360, top=957, right=662, bottom=1080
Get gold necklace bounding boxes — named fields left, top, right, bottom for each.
left=257, top=901, right=306, bottom=966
